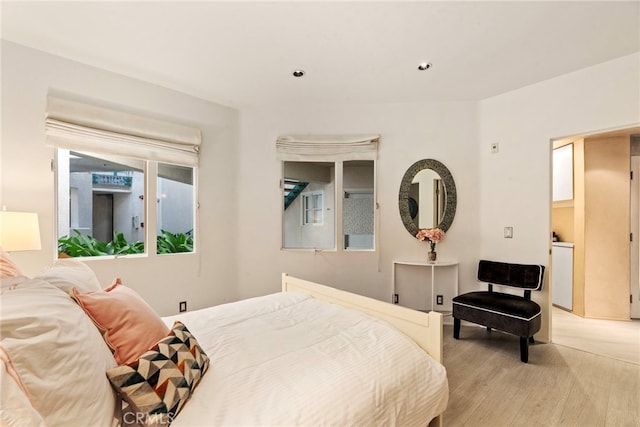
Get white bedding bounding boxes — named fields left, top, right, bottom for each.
left=162, top=292, right=448, bottom=426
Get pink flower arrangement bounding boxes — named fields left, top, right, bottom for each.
left=416, top=227, right=445, bottom=252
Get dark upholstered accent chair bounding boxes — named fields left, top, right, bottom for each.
left=452, top=260, right=545, bottom=363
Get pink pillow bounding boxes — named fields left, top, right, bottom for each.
left=71, top=279, right=169, bottom=365
left=0, top=249, right=22, bottom=279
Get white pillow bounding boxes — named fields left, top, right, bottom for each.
left=1, top=275, right=28, bottom=290
left=34, top=258, right=102, bottom=293
left=0, top=351, right=46, bottom=427
left=0, top=278, right=117, bottom=426
left=0, top=248, right=23, bottom=280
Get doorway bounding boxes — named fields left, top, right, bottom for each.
left=630, top=154, right=640, bottom=318
left=92, top=193, right=113, bottom=242
left=551, top=126, right=640, bottom=361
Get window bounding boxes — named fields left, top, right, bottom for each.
left=302, top=192, right=323, bottom=225
left=343, top=160, right=374, bottom=250
left=282, top=161, right=335, bottom=249
left=56, top=151, right=195, bottom=257
left=277, top=135, right=378, bottom=252
left=47, top=94, right=201, bottom=259
left=157, top=163, right=195, bottom=254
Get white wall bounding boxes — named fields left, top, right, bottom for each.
left=3, top=40, right=636, bottom=342
left=236, top=53, right=638, bottom=343
left=236, top=102, right=480, bottom=303
left=0, top=41, right=240, bottom=315
left=478, top=53, right=640, bottom=341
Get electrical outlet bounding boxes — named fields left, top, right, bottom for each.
left=436, top=295, right=443, bottom=305
left=504, top=227, right=513, bottom=238
left=179, top=301, right=187, bottom=312
left=491, top=143, right=499, bottom=153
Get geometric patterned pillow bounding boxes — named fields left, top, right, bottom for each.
left=106, top=321, right=210, bottom=426
left=166, top=322, right=209, bottom=390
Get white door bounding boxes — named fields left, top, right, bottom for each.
left=630, top=157, right=640, bottom=318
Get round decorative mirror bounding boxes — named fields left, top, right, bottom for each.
left=398, top=159, right=457, bottom=236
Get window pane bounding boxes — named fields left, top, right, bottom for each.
left=157, top=163, right=195, bottom=254
left=283, top=161, right=335, bottom=249
left=57, top=149, right=145, bottom=257
left=305, top=209, right=313, bottom=224
left=343, top=160, right=374, bottom=250
left=302, top=193, right=323, bottom=225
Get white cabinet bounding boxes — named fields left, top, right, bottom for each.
left=552, top=242, right=574, bottom=310
left=392, top=260, right=458, bottom=314
left=553, top=144, right=574, bottom=201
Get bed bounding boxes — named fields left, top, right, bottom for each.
left=0, top=257, right=448, bottom=427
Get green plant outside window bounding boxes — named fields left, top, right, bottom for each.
left=58, top=230, right=193, bottom=257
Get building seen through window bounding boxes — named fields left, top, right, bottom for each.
left=56, top=150, right=195, bottom=257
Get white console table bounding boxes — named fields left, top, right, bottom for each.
left=392, top=260, right=459, bottom=314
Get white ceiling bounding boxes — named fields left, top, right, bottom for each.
left=2, top=1, right=639, bottom=109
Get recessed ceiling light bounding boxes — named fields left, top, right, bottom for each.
left=292, top=69, right=305, bottom=77
left=418, top=62, right=432, bottom=71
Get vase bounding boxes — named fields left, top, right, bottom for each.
left=427, top=251, right=437, bottom=263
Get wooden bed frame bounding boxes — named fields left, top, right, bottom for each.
left=281, top=273, right=444, bottom=364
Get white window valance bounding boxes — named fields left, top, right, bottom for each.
left=45, top=95, right=202, bottom=167
left=276, top=134, right=379, bottom=161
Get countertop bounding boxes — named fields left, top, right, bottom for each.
left=552, top=242, right=575, bottom=248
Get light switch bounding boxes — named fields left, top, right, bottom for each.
left=504, top=227, right=513, bottom=238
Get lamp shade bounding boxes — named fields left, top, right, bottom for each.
left=0, top=211, right=42, bottom=252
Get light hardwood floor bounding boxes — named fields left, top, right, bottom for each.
left=442, top=325, right=640, bottom=427
left=552, top=307, right=640, bottom=365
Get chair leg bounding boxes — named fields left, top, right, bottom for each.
left=529, top=336, right=535, bottom=344
left=453, top=318, right=461, bottom=339
left=520, top=337, right=529, bottom=363
left=486, top=327, right=492, bottom=332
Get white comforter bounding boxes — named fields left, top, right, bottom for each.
left=162, top=292, right=448, bottom=426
